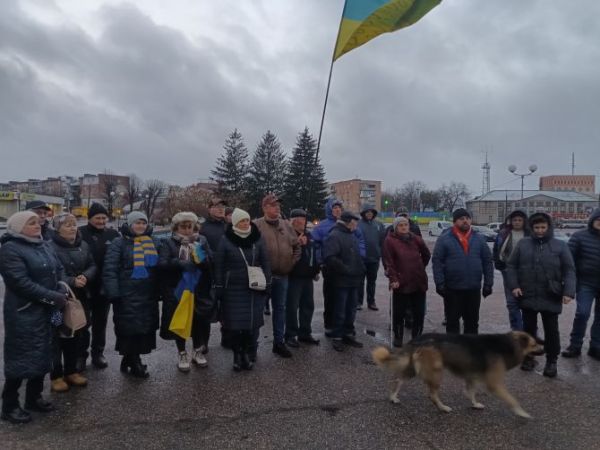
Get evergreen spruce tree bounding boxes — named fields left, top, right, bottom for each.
left=283, top=127, right=328, bottom=219
left=210, top=129, right=249, bottom=206
left=246, top=130, right=287, bottom=217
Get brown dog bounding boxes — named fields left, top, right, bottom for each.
left=372, top=331, right=542, bottom=418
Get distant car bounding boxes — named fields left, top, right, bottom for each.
left=559, top=220, right=587, bottom=230
left=428, top=221, right=451, bottom=237
left=473, top=225, right=496, bottom=242
left=487, top=222, right=503, bottom=233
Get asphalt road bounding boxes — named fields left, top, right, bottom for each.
left=1, top=236, right=599, bottom=449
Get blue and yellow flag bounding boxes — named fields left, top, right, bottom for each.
left=334, top=0, right=441, bottom=60
left=169, top=270, right=201, bottom=339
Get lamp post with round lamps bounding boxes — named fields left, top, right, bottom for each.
left=508, top=164, right=538, bottom=199
left=108, top=191, right=116, bottom=220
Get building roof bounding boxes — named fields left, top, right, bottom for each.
left=469, top=190, right=598, bottom=202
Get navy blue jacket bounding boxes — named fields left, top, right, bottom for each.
left=432, top=227, right=494, bottom=291
left=568, top=208, right=600, bottom=289
left=323, top=223, right=366, bottom=288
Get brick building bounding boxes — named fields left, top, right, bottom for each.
left=329, top=179, right=382, bottom=213
left=539, top=175, right=595, bottom=194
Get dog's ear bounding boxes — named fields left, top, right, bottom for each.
left=514, top=332, right=532, bottom=349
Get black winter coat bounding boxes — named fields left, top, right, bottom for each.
left=323, top=223, right=366, bottom=287
left=200, top=217, right=227, bottom=252
left=290, top=231, right=320, bottom=279
left=0, top=234, right=66, bottom=379
left=214, top=224, right=271, bottom=331
left=102, top=225, right=160, bottom=337
left=568, top=209, right=600, bottom=289
left=79, top=223, right=120, bottom=296
left=50, top=232, right=97, bottom=306
left=158, top=235, right=216, bottom=340
left=507, top=225, right=576, bottom=314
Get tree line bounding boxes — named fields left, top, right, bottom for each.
left=211, top=127, right=328, bottom=217
left=381, top=180, right=471, bottom=213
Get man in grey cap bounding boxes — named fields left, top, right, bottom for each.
left=323, top=211, right=366, bottom=352
left=285, top=209, right=320, bottom=347
left=26, top=200, right=53, bottom=240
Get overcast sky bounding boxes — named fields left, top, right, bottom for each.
left=1, top=0, right=599, bottom=195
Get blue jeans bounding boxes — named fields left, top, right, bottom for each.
left=270, top=276, right=288, bottom=345
left=568, top=284, right=600, bottom=350
left=502, top=271, right=523, bottom=331
left=285, top=277, right=314, bottom=339
left=333, top=287, right=358, bottom=339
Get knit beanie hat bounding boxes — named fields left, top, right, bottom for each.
left=52, top=213, right=77, bottom=231
left=231, top=208, right=250, bottom=226
left=88, top=202, right=109, bottom=219
left=452, top=208, right=471, bottom=222
left=127, top=211, right=149, bottom=225
left=7, top=211, right=39, bottom=234
left=393, top=216, right=409, bottom=229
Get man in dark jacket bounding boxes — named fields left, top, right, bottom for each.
left=563, top=208, right=600, bottom=360
left=358, top=206, right=385, bottom=311
left=432, top=208, right=494, bottom=335
left=507, top=212, right=575, bottom=377
left=324, top=211, right=366, bottom=352
left=493, top=210, right=530, bottom=331
left=285, top=209, right=320, bottom=347
left=78, top=203, right=120, bottom=369
left=313, top=199, right=365, bottom=333
left=200, top=198, right=228, bottom=252
left=26, top=200, right=53, bottom=241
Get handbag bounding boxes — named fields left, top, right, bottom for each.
left=58, top=281, right=88, bottom=334
left=239, top=246, right=267, bottom=291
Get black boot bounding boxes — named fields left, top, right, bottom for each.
left=543, top=359, right=558, bottom=378
left=241, top=333, right=253, bottom=370
left=393, top=326, right=403, bottom=348
left=92, top=353, right=108, bottom=369
left=233, top=349, right=243, bottom=372
left=1, top=407, right=31, bottom=424
left=130, top=355, right=149, bottom=379
left=120, top=355, right=131, bottom=373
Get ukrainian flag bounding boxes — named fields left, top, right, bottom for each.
left=334, top=0, right=441, bottom=60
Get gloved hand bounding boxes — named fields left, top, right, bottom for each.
left=51, top=291, right=68, bottom=309
left=435, top=285, right=446, bottom=298
left=482, top=286, right=493, bottom=298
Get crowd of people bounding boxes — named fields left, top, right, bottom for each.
left=1, top=195, right=599, bottom=425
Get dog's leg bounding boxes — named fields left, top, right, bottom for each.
left=425, top=373, right=452, bottom=413
left=488, top=384, right=531, bottom=419
left=389, top=378, right=404, bottom=404
left=464, top=379, right=485, bottom=410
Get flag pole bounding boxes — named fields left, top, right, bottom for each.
left=304, top=1, right=347, bottom=222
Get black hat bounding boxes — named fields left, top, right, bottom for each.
left=25, top=200, right=51, bottom=211
left=290, top=208, right=307, bottom=218
left=88, top=202, right=109, bottom=219
left=340, top=211, right=360, bottom=223
left=208, top=197, right=228, bottom=208
left=452, top=208, right=471, bottom=222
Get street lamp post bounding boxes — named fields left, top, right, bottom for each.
left=108, top=191, right=115, bottom=220
left=145, top=194, right=150, bottom=219
left=508, top=164, right=538, bottom=199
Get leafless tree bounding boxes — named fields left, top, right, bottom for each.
left=125, top=174, right=142, bottom=212
left=438, top=182, right=471, bottom=212
left=143, top=179, right=166, bottom=219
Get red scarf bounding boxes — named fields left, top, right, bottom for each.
left=452, top=225, right=472, bottom=254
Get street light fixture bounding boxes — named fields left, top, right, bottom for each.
left=108, top=191, right=116, bottom=220
left=508, top=164, right=538, bottom=199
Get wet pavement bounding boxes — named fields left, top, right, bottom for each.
left=1, top=237, right=599, bottom=449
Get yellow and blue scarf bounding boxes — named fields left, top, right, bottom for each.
left=131, top=235, right=158, bottom=279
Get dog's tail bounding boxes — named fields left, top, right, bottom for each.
left=372, top=347, right=411, bottom=372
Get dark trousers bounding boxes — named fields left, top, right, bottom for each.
left=285, top=277, right=315, bottom=339
left=175, top=318, right=211, bottom=352
left=358, top=261, right=380, bottom=306
left=392, top=291, right=426, bottom=344
left=225, top=329, right=256, bottom=353
left=332, top=287, right=358, bottom=339
left=322, top=269, right=336, bottom=330
left=523, top=308, right=560, bottom=361
left=444, top=289, right=481, bottom=334
left=81, top=295, right=111, bottom=358
left=2, top=376, right=44, bottom=412
left=52, top=331, right=79, bottom=379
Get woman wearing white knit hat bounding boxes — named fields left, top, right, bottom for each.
left=0, top=211, right=68, bottom=424
left=214, top=208, right=272, bottom=371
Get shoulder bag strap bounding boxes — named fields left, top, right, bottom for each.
left=238, top=247, right=250, bottom=267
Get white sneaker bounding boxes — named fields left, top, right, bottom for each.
left=177, top=351, right=191, bottom=372
left=192, top=348, right=208, bottom=367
